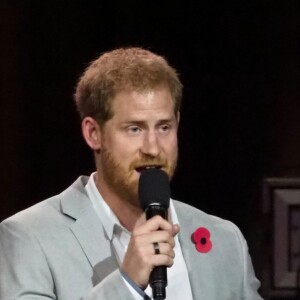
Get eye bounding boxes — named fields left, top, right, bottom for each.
left=159, top=124, right=171, bottom=133
left=128, top=126, right=141, bottom=135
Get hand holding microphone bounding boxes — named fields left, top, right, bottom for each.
left=121, top=169, right=179, bottom=300
left=139, top=168, right=171, bottom=300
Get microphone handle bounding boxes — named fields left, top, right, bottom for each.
left=146, top=205, right=168, bottom=220
left=146, top=205, right=168, bottom=300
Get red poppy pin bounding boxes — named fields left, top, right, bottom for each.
left=192, top=227, right=212, bottom=253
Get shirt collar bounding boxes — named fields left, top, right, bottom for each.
left=85, top=172, right=180, bottom=240
left=85, top=172, right=120, bottom=240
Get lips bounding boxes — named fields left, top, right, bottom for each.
left=135, top=165, right=162, bottom=173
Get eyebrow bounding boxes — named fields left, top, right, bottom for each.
left=122, top=118, right=176, bottom=126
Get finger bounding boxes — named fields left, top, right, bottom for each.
left=138, top=230, right=175, bottom=248
left=128, top=230, right=176, bottom=256
left=152, top=242, right=175, bottom=258
left=150, top=254, right=175, bottom=268
left=133, top=215, right=173, bottom=235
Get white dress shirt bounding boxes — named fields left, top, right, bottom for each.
left=85, top=173, right=193, bottom=300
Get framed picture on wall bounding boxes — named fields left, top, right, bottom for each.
left=262, top=178, right=300, bottom=299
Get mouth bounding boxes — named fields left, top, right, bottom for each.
left=135, top=165, right=163, bottom=174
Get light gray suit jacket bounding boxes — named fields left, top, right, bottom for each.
left=0, top=176, right=263, bottom=299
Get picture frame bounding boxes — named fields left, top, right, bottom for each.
left=262, top=178, right=300, bottom=299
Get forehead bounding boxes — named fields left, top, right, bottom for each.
left=110, top=88, right=175, bottom=118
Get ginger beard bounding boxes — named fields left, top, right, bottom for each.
left=99, top=147, right=178, bottom=207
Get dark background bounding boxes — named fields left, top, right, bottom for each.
left=1, top=1, right=300, bottom=299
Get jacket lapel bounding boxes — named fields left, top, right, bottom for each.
left=174, top=201, right=216, bottom=300
left=176, top=213, right=203, bottom=300
left=60, top=176, right=119, bottom=284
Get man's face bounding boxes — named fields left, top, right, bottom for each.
left=97, top=87, right=179, bottom=206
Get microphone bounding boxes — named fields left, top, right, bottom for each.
left=138, top=168, right=170, bottom=300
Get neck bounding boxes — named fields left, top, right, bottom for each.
left=94, top=173, right=143, bottom=232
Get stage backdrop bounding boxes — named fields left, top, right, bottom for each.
left=1, top=2, right=300, bottom=298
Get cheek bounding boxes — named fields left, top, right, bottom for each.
left=112, top=137, right=141, bottom=159
left=161, top=136, right=178, bottom=157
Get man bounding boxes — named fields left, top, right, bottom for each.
left=0, top=47, right=263, bottom=299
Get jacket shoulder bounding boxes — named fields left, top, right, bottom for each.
left=173, top=200, right=243, bottom=238
left=1, top=176, right=89, bottom=232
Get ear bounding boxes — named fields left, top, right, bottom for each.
left=81, top=117, right=102, bottom=151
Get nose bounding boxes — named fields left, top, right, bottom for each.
left=141, top=130, right=160, bottom=157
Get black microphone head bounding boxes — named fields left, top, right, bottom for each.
left=138, top=168, right=170, bottom=211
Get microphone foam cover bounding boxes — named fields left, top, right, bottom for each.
left=138, top=168, right=170, bottom=211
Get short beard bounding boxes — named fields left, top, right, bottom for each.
left=100, top=148, right=138, bottom=206
left=99, top=148, right=178, bottom=207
